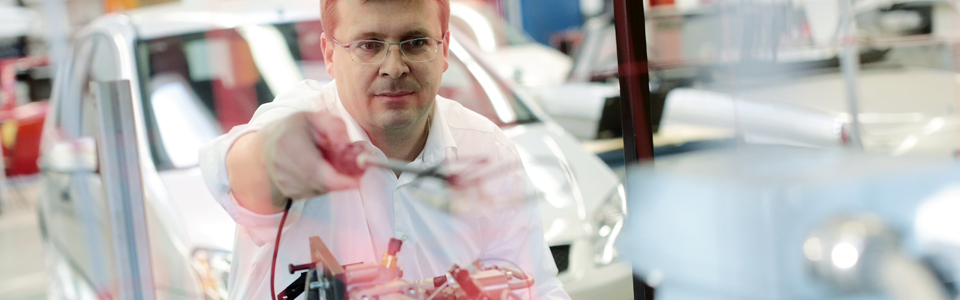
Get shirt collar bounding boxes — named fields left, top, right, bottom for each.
left=422, top=97, right=458, bottom=165
left=324, top=80, right=458, bottom=166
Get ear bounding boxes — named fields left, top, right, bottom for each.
left=321, top=32, right=336, bottom=78
left=441, top=31, right=450, bottom=72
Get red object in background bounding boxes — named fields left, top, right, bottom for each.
left=295, top=20, right=325, bottom=62
left=650, top=0, right=676, bottom=6
left=0, top=102, right=48, bottom=176
left=0, top=56, right=50, bottom=176
left=206, top=29, right=260, bottom=131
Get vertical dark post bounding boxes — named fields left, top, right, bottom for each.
left=613, top=1, right=654, bottom=299
left=613, top=0, right=654, bottom=164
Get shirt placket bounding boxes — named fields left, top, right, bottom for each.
left=393, top=157, right=426, bottom=245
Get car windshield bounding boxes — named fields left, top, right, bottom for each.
left=449, top=1, right=534, bottom=52
left=136, top=20, right=537, bottom=170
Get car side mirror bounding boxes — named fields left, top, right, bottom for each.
left=42, top=137, right=98, bottom=173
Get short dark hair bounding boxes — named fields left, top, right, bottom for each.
left=320, top=0, right=450, bottom=38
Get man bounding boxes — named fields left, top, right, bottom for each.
left=199, top=0, right=569, bottom=299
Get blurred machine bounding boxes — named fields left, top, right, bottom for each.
left=620, top=146, right=960, bottom=300
left=280, top=237, right=534, bottom=300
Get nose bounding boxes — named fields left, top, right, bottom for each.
left=379, top=44, right=409, bottom=79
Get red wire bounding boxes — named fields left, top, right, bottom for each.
left=272, top=199, right=293, bottom=300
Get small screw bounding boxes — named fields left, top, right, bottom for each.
left=309, top=279, right=331, bottom=290
left=289, top=263, right=313, bottom=274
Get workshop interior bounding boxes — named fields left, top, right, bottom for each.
left=2, top=0, right=960, bottom=298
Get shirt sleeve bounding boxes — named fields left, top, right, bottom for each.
left=198, top=80, right=328, bottom=246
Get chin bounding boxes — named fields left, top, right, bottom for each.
left=378, top=111, right=422, bottom=130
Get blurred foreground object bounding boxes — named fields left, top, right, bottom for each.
left=621, top=146, right=960, bottom=300
left=660, top=66, right=960, bottom=158
left=281, top=237, right=534, bottom=300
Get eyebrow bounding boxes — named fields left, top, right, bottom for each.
left=400, top=29, right=432, bottom=39
left=352, top=28, right=434, bottom=41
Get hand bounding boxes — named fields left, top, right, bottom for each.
left=260, top=111, right=364, bottom=203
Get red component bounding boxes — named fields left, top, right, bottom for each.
left=433, top=275, right=447, bottom=288
left=325, top=141, right=367, bottom=177
left=311, top=123, right=367, bottom=176
left=343, top=263, right=381, bottom=284
left=840, top=123, right=850, bottom=145
left=387, top=238, right=402, bottom=255
left=449, top=265, right=482, bottom=299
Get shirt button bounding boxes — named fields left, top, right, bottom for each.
left=400, top=234, right=409, bottom=241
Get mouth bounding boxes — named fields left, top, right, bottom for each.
left=375, top=91, right=416, bottom=97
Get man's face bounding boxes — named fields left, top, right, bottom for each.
left=321, top=0, right=450, bottom=134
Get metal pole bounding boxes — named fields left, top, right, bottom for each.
left=612, top=1, right=654, bottom=299
left=838, top=0, right=864, bottom=149
left=613, top=0, right=654, bottom=164
left=40, top=0, right=71, bottom=70
left=93, top=80, right=155, bottom=300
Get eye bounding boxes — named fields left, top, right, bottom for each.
left=407, top=39, right=428, bottom=47
left=356, top=41, right=383, bottom=51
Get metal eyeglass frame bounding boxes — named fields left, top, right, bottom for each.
left=330, top=37, right=445, bottom=65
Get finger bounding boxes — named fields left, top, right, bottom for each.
left=308, top=112, right=352, bottom=150
left=268, top=121, right=329, bottom=198
left=313, top=156, right=361, bottom=191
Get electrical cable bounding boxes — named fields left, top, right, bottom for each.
left=425, top=277, right=451, bottom=300
left=480, top=258, right=535, bottom=300
left=272, top=198, right=293, bottom=300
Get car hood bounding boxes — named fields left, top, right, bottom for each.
left=504, top=122, right=621, bottom=243
left=481, top=44, right=573, bottom=87
left=528, top=82, right=620, bottom=120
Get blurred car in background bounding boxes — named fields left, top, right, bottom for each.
left=449, top=0, right=573, bottom=87
left=35, top=0, right=633, bottom=299
left=448, top=0, right=629, bottom=142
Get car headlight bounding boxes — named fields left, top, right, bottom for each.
left=192, top=249, right=232, bottom=300
left=592, top=184, right=626, bottom=267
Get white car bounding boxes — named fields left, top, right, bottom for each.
left=35, top=0, right=632, bottom=299
left=446, top=1, right=628, bottom=142
left=448, top=0, right=573, bottom=88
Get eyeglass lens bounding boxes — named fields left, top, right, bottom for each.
left=350, top=38, right=439, bottom=64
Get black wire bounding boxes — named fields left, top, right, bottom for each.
left=272, top=198, right=293, bottom=300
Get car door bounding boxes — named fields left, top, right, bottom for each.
left=42, top=33, right=123, bottom=296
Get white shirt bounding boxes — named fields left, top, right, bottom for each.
left=199, top=80, right=569, bottom=300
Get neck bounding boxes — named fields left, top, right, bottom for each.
left=367, top=114, right=431, bottom=163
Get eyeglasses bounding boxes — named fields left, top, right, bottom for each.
left=331, top=37, right=444, bottom=65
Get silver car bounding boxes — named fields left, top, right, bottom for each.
left=36, top=0, right=632, bottom=299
